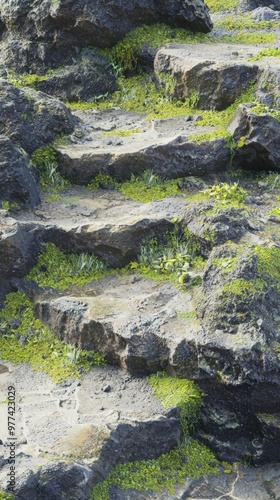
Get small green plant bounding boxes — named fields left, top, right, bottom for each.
left=149, top=372, right=203, bottom=435
left=205, top=0, right=239, bottom=12
left=269, top=207, right=280, bottom=221
left=101, top=128, right=141, bottom=137
left=120, top=171, right=179, bottom=203
left=219, top=32, right=276, bottom=44
left=91, top=439, right=225, bottom=499
left=26, top=243, right=108, bottom=290
left=249, top=47, right=280, bottom=61
left=0, top=491, right=14, bottom=500
left=0, top=292, right=105, bottom=382
left=130, top=230, right=203, bottom=288
left=30, top=146, right=70, bottom=191
left=264, top=173, right=280, bottom=189
left=1, top=201, right=19, bottom=211
left=202, top=182, right=247, bottom=206
left=253, top=245, right=280, bottom=289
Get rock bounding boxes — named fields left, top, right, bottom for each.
left=238, top=0, right=280, bottom=12
left=0, top=362, right=181, bottom=498
left=34, top=49, right=117, bottom=102
left=0, top=80, right=75, bottom=154
left=251, top=6, right=280, bottom=18
left=0, top=216, right=41, bottom=280
left=0, top=0, right=212, bottom=72
left=154, top=44, right=259, bottom=110
left=227, top=104, right=280, bottom=171
left=0, top=136, right=40, bottom=208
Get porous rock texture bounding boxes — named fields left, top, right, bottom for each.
left=0, top=0, right=212, bottom=72
left=1, top=2, right=280, bottom=499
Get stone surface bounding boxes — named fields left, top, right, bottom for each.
left=227, top=104, right=280, bottom=171
left=0, top=79, right=75, bottom=154
left=251, top=6, right=280, bottom=19
left=238, top=0, right=280, bottom=12
left=35, top=49, right=117, bottom=102
left=0, top=136, right=40, bottom=208
left=56, top=109, right=231, bottom=183
left=154, top=44, right=260, bottom=111
left=0, top=0, right=212, bottom=72
left=0, top=361, right=181, bottom=498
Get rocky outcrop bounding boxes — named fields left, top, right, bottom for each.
left=35, top=49, right=117, bottom=102
left=0, top=136, right=39, bottom=208
left=227, top=104, right=280, bottom=171
left=0, top=0, right=212, bottom=72
left=154, top=44, right=260, bottom=111
left=0, top=362, right=181, bottom=499
left=238, top=0, right=280, bottom=12
left=0, top=79, right=75, bottom=154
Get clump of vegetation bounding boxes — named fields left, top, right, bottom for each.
left=221, top=278, right=265, bottom=298
left=264, top=173, right=280, bottom=189
left=0, top=492, right=14, bottom=500
left=101, top=128, right=141, bottom=137
left=213, top=256, right=237, bottom=274
left=26, top=243, right=108, bottom=290
left=269, top=207, right=280, bottom=221
left=206, top=0, right=239, bottom=12
left=219, top=32, right=276, bottom=44
left=216, top=15, right=280, bottom=31
left=0, top=292, right=105, bottom=382
left=30, top=146, right=70, bottom=191
left=149, top=372, right=203, bottom=435
left=129, top=230, right=204, bottom=288
left=91, top=439, right=225, bottom=499
left=253, top=245, right=280, bottom=290
left=202, top=182, right=247, bottom=206
left=105, top=23, right=210, bottom=72
left=7, top=71, right=48, bottom=89
left=249, top=47, right=280, bottom=61
left=0, top=201, right=19, bottom=211
left=120, top=170, right=180, bottom=202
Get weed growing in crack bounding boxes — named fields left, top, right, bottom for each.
left=26, top=243, right=108, bottom=290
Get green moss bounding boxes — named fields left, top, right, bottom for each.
left=30, top=146, right=70, bottom=191
left=249, top=47, right=280, bottom=61
left=0, top=292, right=105, bottom=382
left=262, top=173, right=280, bottom=189
left=120, top=176, right=179, bottom=203
left=202, top=182, right=247, bottom=207
left=189, top=129, right=232, bottom=145
left=216, top=15, right=280, bottom=31
left=7, top=71, right=48, bottom=89
left=91, top=439, right=224, bottom=499
left=213, top=256, right=237, bottom=273
left=101, top=128, right=141, bottom=137
left=0, top=492, right=14, bottom=500
left=149, top=372, right=203, bottom=435
left=26, top=243, right=108, bottom=290
left=105, top=23, right=210, bottom=72
left=253, top=245, right=280, bottom=289
left=219, top=32, right=276, bottom=44
left=269, top=207, right=280, bottom=221
left=221, top=278, right=265, bottom=298
left=206, top=0, right=239, bottom=12
left=87, top=173, right=117, bottom=190
left=1, top=201, right=19, bottom=211
left=176, top=310, right=198, bottom=320
left=249, top=103, right=280, bottom=122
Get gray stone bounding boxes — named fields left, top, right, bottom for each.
left=154, top=44, right=259, bottom=110
left=251, top=6, right=280, bottom=18
left=0, top=79, right=75, bottom=154
left=0, top=0, right=212, bottom=72
left=0, top=135, right=39, bottom=208
left=35, top=49, right=117, bottom=102
left=227, top=104, right=280, bottom=171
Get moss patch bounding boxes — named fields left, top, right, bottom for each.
left=0, top=292, right=105, bottom=382
left=149, top=372, right=203, bottom=435
left=101, top=128, right=141, bottom=137
left=206, top=0, right=239, bottom=12
left=221, top=278, right=265, bottom=298
left=216, top=16, right=280, bottom=31
left=91, top=439, right=225, bottom=499
left=269, top=207, right=280, bottom=221
left=30, top=146, right=70, bottom=191
left=249, top=47, right=280, bottom=61
left=120, top=175, right=179, bottom=203
left=26, top=243, right=108, bottom=290
left=253, top=245, right=280, bottom=290
left=219, top=32, right=276, bottom=44
left=202, top=182, right=247, bottom=207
